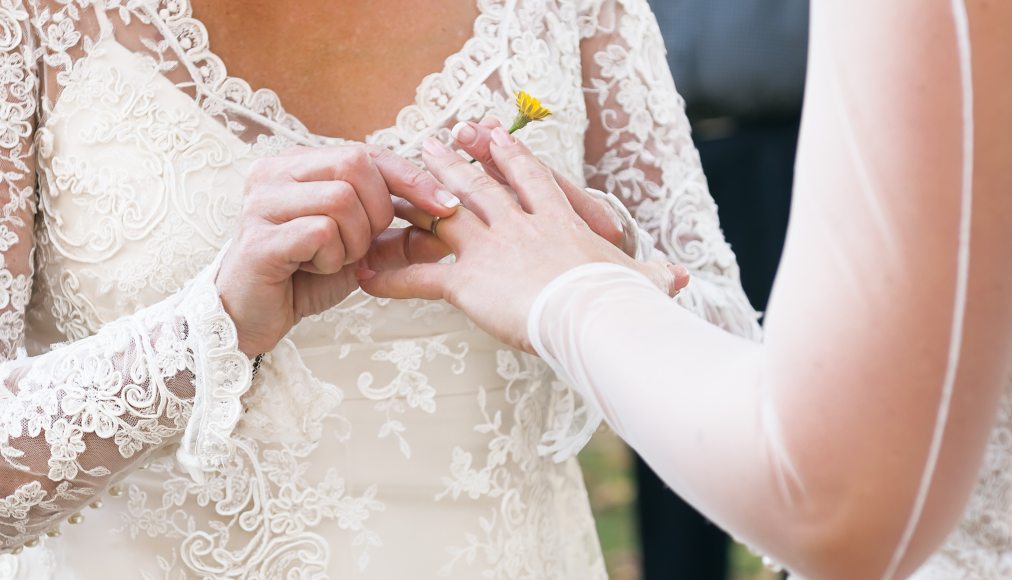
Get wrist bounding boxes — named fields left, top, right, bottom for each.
left=215, top=278, right=276, bottom=358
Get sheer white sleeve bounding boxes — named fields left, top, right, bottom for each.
left=535, top=1, right=1012, bottom=578
left=578, top=0, right=762, bottom=341
left=0, top=3, right=250, bottom=550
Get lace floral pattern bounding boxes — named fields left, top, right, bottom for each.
left=578, top=0, right=761, bottom=340
left=0, top=0, right=789, bottom=577
left=0, top=250, right=250, bottom=550
left=0, top=0, right=36, bottom=362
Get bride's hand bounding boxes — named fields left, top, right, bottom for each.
left=217, top=145, right=461, bottom=356
left=357, top=130, right=687, bottom=353
left=451, top=116, right=635, bottom=255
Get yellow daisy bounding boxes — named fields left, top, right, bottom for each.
left=509, top=91, right=553, bottom=133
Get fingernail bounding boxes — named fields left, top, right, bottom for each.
left=666, top=264, right=691, bottom=290
left=423, top=137, right=450, bottom=156
left=436, top=189, right=461, bottom=208
left=491, top=127, right=514, bottom=147
left=451, top=122, right=478, bottom=146
left=355, top=268, right=377, bottom=281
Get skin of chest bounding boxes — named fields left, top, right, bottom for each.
left=190, top=0, right=481, bottom=140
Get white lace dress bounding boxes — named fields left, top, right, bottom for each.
left=0, top=0, right=761, bottom=577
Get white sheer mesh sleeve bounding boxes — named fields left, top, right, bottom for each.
left=578, top=0, right=762, bottom=340
left=0, top=4, right=251, bottom=550
left=533, top=1, right=1012, bottom=578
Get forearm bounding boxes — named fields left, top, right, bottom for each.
left=535, top=0, right=1012, bottom=577
left=0, top=255, right=251, bottom=549
left=528, top=265, right=785, bottom=555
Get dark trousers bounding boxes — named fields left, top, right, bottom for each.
left=635, top=114, right=800, bottom=580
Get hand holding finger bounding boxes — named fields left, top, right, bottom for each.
left=359, top=226, right=451, bottom=277
left=421, top=137, right=520, bottom=224
left=220, top=144, right=439, bottom=355
left=451, top=121, right=626, bottom=251
left=391, top=198, right=484, bottom=251
left=368, top=145, right=463, bottom=217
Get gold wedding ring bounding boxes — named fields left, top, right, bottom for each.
left=429, top=215, right=442, bottom=237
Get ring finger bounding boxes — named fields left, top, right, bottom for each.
left=392, top=198, right=484, bottom=252
left=421, top=138, right=520, bottom=225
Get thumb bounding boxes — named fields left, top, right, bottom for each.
left=363, top=227, right=451, bottom=272
left=357, top=262, right=451, bottom=301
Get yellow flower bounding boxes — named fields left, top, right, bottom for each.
left=509, top=91, right=552, bottom=133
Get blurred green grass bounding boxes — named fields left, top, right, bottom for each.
left=578, top=429, right=778, bottom=580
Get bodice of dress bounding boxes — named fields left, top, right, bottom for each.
left=0, top=0, right=761, bottom=577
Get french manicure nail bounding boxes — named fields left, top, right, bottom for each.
left=436, top=189, right=461, bottom=208
left=423, top=137, right=451, bottom=156
left=667, top=263, right=690, bottom=281
left=491, top=127, right=514, bottom=147
left=451, top=122, right=478, bottom=146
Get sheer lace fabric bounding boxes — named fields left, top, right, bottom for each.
left=0, top=0, right=759, bottom=577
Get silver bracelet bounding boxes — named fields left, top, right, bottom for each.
left=251, top=353, right=265, bottom=380
left=584, top=188, right=641, bottom=258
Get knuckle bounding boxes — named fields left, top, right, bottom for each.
left=364, top=144, right=393, bottom=166
left=465, top=172, right=500, bottom=194
left=512, top=156, right=550, bottom=180
left=236, top=224, right=265, bottom=253
left=345, top=227, right=371, bottom=261
left=498, top=147, right=529, bottom=167
left=345, top=246, right=367, bottom=265
left=402, top=266, right=422, bottom=287
left=246, top=157, right=276, bottom=183
left=525, top=170, right=557, bottom=190
left=402, top=166, right=433, bottom=192
left=339, top=146, right=372, bottom=173
left=322, top=181, right=356, bottom=211
left=309, top=218, right=339, bottom=246
left=239, top=228, right=276, bottom=268
left=240, top=187, right=268, bottom=219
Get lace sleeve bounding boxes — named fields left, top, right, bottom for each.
left=578, top=0, right=762, bottom=340
left=0, top=4, right=250, bottom=550
left=0, top=1, right=37, bottom=362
